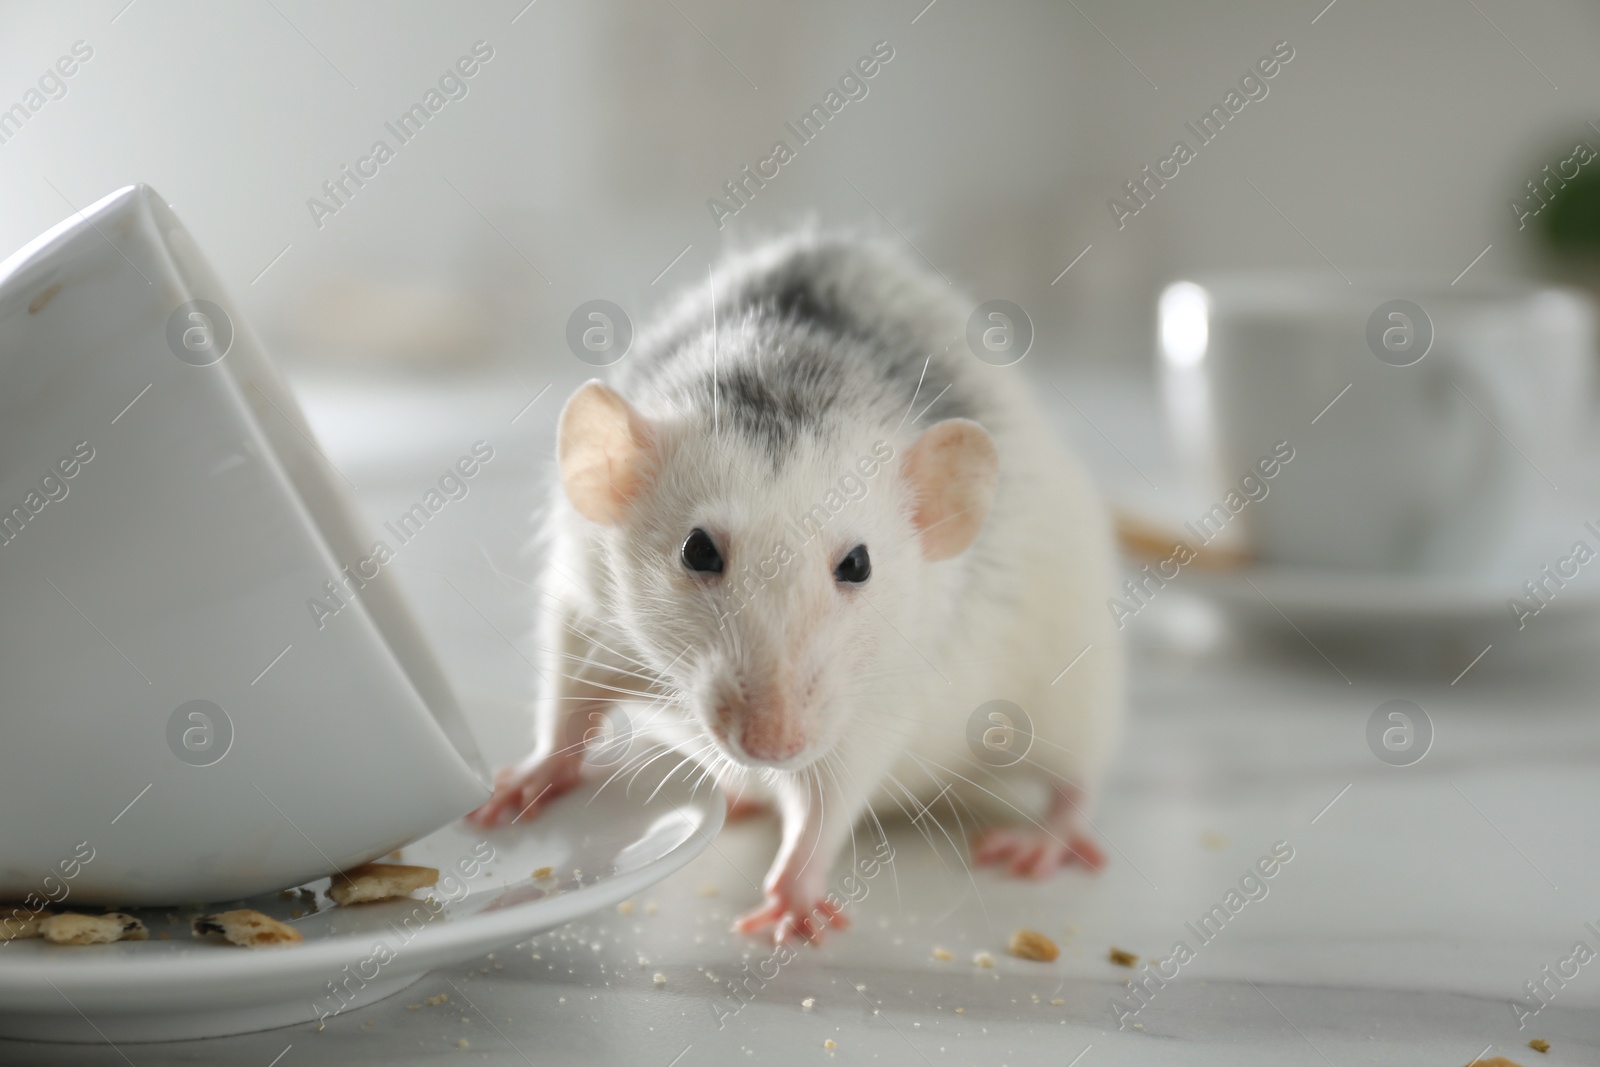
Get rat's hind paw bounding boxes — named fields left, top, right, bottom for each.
left=466, top=754, right=583, bottom=828
left=973, top=824, right=1105, bottom=879
left=724, top=791, right=768, bottom=822
left=734, top=889, right=849, bottom=946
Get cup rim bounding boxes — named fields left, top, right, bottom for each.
left=1161, top=270, right=1593, bottom=313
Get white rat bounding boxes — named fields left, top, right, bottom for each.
left=470, top=232, right=1123, bottom=943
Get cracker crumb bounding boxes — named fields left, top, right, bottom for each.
left=456, top=1038, right=470, bottom=1049
left=616, top=900, right=635, bottom=915
left=192, top=910, right=300, bottom=948
left=1008, top=928, right=1059, bottom=962
left=973, top=950, right=995, bottom=969
left=40, top=912, right=146, bottom=945
left=533, top=867, right=553, bottom=880
left=801, top=997, right=815, bottom=1010
left=954, top=1007, right=965, bottom=1015
left=424, top=993, right=450, bottom=1006
left=1108, top=946, right=1138, bottom=967
left=645, top=901, right=660, bottom=915
left=823, top=1039, right=836, bottom=1049
left=387, top=849, right=405, bottom=861
left=1050, top=997, right=1065, bottom=1006
left=328, top=863, right=440, bottom=906
left=653, top=972, right=667, bottom=986
left=932, top=946, right=954, bottom=961
left=1468, top=1059, right=1526, bottom=1067
left=0, top=907, right=51, bottom=941
left=1530, top=1039, right=1551, bottom=1053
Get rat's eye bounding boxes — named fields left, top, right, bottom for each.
left=834, top=544, right=871, bottom=584
left=681, top=528, right=724, bottom=574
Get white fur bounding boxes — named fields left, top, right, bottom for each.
left=522, top=232, right=1123, bottom=918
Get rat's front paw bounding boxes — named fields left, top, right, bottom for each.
left=973, top=824, right=1105, bottom=879
left=466, top=753, right=583, bottom=828
left=734, top=886, right=849, bottom=945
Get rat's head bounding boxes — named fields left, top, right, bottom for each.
left=556, top=379, right=998, bottom=772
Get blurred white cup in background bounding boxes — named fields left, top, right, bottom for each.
left=1159, top=274, right=1596, bottom=572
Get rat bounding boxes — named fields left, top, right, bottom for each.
left=468, top=231, right=1124, bottom=943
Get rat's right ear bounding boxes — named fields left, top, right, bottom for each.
left=558, top=380, right=656, bottom=525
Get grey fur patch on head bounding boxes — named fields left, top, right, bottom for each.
left=616, top=231, right=989, bottom=466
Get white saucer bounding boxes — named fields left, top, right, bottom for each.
left=0, top=764, right=723, bottom=1044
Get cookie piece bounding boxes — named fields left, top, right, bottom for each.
left=1008, top=928, right=1060, bottom=962
left=327, top=862, right=440, bottom=906
left=192, top=909, right=302, bottom=948
left=0, top=907, right=52, bottom=941
left=39, top=912, right=147, bottom=945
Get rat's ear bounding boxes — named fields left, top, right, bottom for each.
left=900, top=418, right=999, bottom=561
left=558, top=380, right=656, bottom=525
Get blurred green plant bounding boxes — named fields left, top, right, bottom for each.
left=1538, top=163, right=1600, bottom=260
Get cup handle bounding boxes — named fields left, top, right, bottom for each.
left=1428, top=353, right=1517, bottom=562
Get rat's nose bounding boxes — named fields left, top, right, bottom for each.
left=718, top=692, right=806, bottom=764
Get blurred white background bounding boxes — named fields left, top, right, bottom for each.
left=4, top=0, right=1598, bottom=378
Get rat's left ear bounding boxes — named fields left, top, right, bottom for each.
left=558, top=380, right=657, bottom=525
left=900, top=418, right=999, bottom=561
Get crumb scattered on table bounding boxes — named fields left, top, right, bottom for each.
left=973, top=950, right=995, bottom=969
left=801, top=997, right=815, bottom=1010
left=1108, top=946, right=1138, bottom=967
left=931, top=946, right=953, bottom=961
left=1529, top=1039, right=1550, bottom=1053
left=1008, top=928, right=1059, bottom=962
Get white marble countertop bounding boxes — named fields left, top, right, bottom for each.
left=13, top=366, right=1600, bottom=1065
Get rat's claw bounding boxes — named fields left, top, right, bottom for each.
left=734, top=892, right=848, bottom=945
left=724, top=793, right=767, bottom=822
left=466, top=754, right=583, bottom=828
left=973, top=825, right=1105, bottom=879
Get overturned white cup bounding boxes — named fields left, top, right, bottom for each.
left=0, top=185, right=489, bottom=907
